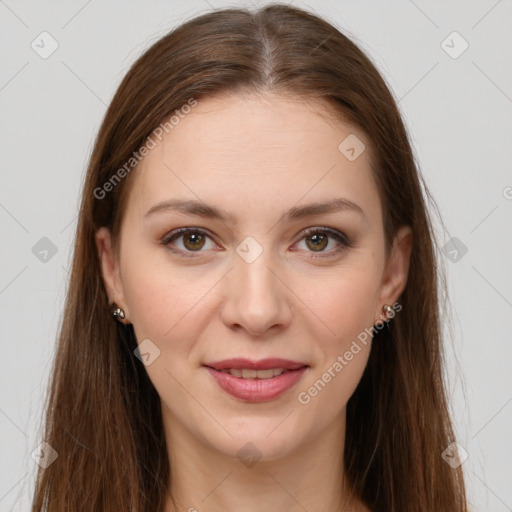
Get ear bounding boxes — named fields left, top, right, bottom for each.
left=375, top=225, right=412, bottom=323
left=95, top=227, right=130, bottom=324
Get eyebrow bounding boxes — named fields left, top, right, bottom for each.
left=144, top=197, right=365, bottom=224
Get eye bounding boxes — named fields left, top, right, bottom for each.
left=293, top=227, right=351, bottom=258
left=161, top=228, right=217, bottom=257
left=161, top=226, right=351, bottom=258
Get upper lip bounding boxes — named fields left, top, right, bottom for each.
left=203, top=358, right=308, bottom=371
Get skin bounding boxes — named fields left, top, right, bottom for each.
left=96, top=92, right=412, bottom=512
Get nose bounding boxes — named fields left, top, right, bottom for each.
left=220, top=247, right=293, bottom=337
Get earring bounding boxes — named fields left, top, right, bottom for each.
left=382, top=304, right=393, bottom=319
left=111, top=303, right=125, bottom=321
left=374, top=304, right=395, bottom=332
left=375, top=304, right=394, bottom=328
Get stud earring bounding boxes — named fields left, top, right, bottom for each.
left=383, top=304, right=393, bottom=318
left=111, top=303, right=125, bottom=321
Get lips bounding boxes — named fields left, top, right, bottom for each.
left=203, top=358, right=307, bottom=371
left=203, top=358, right=309, bottom=402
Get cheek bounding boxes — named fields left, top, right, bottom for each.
left=295, top=269, right=376, bottom=419
left=298, top=342, right=371, bottom=429
left=298, top=262, right=381, bottom=348
left=121, top=247, right=218, bottom=341
left=119, top=250, right=216, bottom=413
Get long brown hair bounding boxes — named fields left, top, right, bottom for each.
left=31, top=4, right=468, bottom=511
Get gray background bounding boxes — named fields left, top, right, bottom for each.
left=1, top=0, right=511, bottom=510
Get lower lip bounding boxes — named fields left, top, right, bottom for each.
left=205, top=367, right=308, bottom=402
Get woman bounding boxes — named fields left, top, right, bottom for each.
left=31, top=3, right=469, bottom=511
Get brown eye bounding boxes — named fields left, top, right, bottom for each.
left=162, top=228, right=216, bottom=257
left=305, top=232, right=329, bottom=251
left=295, top=227, right=351, bottom=257
left=182, top=232, right=206, bottom=251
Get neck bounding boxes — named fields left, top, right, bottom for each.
left=161, top=405, right=365, bottom=512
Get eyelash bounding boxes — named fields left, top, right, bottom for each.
left=160, top=227, right=351, bottom=259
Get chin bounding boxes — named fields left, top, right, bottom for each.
left=206, top=420, right=302, bottom=463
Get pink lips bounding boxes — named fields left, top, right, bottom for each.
left=203, top=358, right=309, bottom=402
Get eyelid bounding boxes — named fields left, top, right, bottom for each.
left=160, top=227, right=218, bottom=257
left=297, top=226, right=351, bottom=247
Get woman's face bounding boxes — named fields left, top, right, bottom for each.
left=97, top=92, right=411, bottom=462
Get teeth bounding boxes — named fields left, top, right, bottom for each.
left=220, top=368, right=286, bottom=379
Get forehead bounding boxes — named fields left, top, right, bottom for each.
left=155, top=92, right=367, bottom=168
left=125, top=92, right=380, bottom=227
